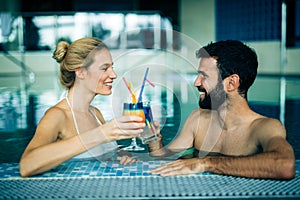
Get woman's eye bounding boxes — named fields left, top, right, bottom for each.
left=101, top=65, right=113, bottom=71
left=101, top=67, right=109, bottom=71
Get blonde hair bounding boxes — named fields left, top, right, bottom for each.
left=52, top=37, right=108, bottom=89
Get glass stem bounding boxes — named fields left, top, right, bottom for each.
left=130, top=138, right=137, bottom=146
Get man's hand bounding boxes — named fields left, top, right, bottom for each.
left=148, top=158, right=205, bottom=176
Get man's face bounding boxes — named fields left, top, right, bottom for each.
left=194, top=57, right=227, bottom=110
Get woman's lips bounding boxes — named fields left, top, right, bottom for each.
left=104, top=82, right=112, bottom=86
left=104, top=82, right=113, bottom=89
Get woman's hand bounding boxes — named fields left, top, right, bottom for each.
left=100, top=116, right=145, bottom=142
left=118, top=155, right=138, bottom=165
left=117, top=149, right=138, bottom=165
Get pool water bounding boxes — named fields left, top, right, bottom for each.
left=1, top=90, right=300, bottom=163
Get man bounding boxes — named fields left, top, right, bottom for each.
left=148, top=40, right=295, bottom=180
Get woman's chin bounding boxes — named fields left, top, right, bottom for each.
left=96, top=90, right=112, bottom=96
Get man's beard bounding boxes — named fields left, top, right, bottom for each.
left=198, top=82, right=226, bottom=110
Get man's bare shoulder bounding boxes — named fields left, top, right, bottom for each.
left=188, top=108, right=213, bottom=120
left=251, top=116, right=286, bottom=140
left=252, top=116, right=285, bottom=131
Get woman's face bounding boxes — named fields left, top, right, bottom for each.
left=86, top=49, right=117, bottom=95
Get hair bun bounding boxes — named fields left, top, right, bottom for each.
left=52, top=41, right=69, bottom=63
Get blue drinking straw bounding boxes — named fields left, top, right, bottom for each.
left=138, top=67, right=149, bottom=102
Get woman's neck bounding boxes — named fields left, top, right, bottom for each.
left=67, top=87, right=94, bottom=112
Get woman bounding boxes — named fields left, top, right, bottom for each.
left=19, top=38, right=145, bottom=177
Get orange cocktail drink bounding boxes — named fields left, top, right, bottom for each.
left=123, top=102, right=146, bottom=122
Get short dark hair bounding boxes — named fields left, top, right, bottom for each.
left=196, top=40, right=258, bottom=98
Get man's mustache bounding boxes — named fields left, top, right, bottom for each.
left=197, top=86, right=206, bottom=93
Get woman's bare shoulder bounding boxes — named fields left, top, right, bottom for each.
left=31, top=102, right=69, bottom=143
left=41, top=101, right=68, bottom=122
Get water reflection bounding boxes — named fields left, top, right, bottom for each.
left=1, top=75, right=300, bottom=162
left=0, top=91, right=18, bottom=132
left=1, top=48, right=300, bottom=162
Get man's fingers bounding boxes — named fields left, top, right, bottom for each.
left=148, top=160, right=191, bottom=176
left=149, top=161, right=173, bottom=173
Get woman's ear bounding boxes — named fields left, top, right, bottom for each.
left=75, top=67, right=86, bottom=79
left=226, top=74, right=240, bottom=92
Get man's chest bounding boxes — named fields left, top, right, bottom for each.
left=193, top=126, right=259, bottom=156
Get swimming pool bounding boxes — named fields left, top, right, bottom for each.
left=1, top=68, right=300, bottom=200
left=1, top=157, right=300, bottom=199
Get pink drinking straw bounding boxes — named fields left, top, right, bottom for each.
left=146, top=79, right=155, bottom=87
left=122, top=77, right=134, bottom=96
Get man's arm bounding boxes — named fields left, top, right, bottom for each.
left=204, top=118, right=295, bottom=179
left=202, top=136, right=295, bottom=179
left=150, top=118, right=295, bottom=179
left=148, top=109, right=201, bottom=157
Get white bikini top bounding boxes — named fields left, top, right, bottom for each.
left=65, top=96, right=118, bottom=160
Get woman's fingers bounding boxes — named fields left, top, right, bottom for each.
left=115, top=116, right=145, bottom=130
left=118, top=115, right=144, bottom=123
left=118, top=155, right=138, bottom=165
left=102, top=116, right=146, bottom=141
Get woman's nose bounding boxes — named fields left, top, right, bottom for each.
left=109, top=68, right=117, bottom=79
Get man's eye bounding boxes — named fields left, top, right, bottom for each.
left=199, top=73, right=207, bottom=78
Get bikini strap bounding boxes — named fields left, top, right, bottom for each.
left=89, top=107, right=103, bottom=125
left=65, top=96, right=80, bottom=135
left=65, top=96, right=103, bottom=136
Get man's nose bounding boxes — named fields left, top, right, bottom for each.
left=194, top=75, right=202, bottom=87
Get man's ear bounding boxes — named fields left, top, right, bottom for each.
left=75, top=67, right=86, bottom=79
left=226, top=74, right=240, bottom=92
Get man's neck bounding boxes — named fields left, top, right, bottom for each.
left=216, top=96, right=250, bottom=131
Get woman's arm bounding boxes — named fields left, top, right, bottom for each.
left=20, top=107, right=145, bottom=177
left=19, top=107, right=80, bottom=177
